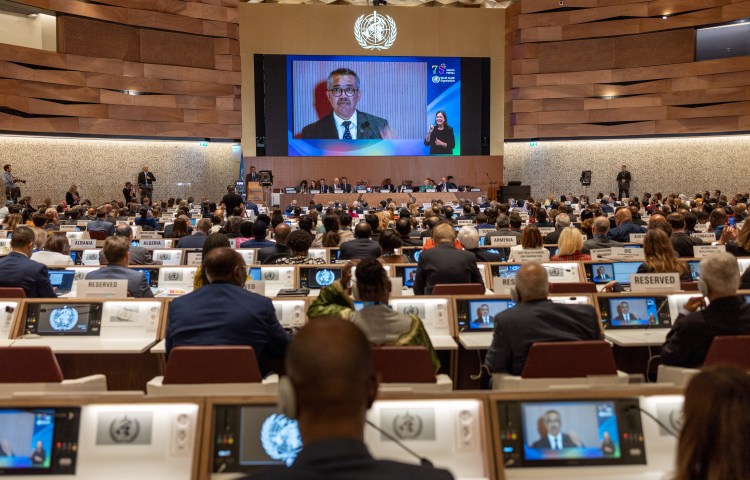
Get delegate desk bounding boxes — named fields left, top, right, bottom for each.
left=9, top=299, right=166, bottom=390
left=200, top=394, right=494, bottom=480
left=0, top=396, right=202, bottom=479
left=490, top=387, right=683, bottom=479
left=0, top=300, right=21, bottom=347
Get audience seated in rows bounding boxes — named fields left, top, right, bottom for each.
left=0, top=226, right=55, bottom=297
left=86, top=236, right=153, bottom=298
left=30, top=233, right=73, bottom=266
left=275, top=230, right=325, bottom=265
left=339, top=223, right=381, bottom=260
left=414, top=223, right=484, bottom=295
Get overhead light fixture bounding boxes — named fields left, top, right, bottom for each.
left=662, top=15, right=669, bottom=20
left=602, top=96, right=617, bottom=100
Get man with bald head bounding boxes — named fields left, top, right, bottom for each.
left=606, top=206, right=646, bottom=243
left=484, top=263, right=602, bottom=375
left=166, top=247, right=289, bottom=372
left=247, top=317, right=453, bottom=480
left=581, top=216, right=623, bottom=254
left=259, top=223, right=292, bottom=264
left=414, top=222, right=484, bottom=295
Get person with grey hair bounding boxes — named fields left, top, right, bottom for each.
left=581, top=216, right=624, bottom=254
left=457, top=226, right=503, bottom=262
left=543, top=212, right=570, bottom=244
left=485, top=214, right=521, bottom=246
left=300, top=68, right=389, bottom=140
left=98, top=224, right=162, bottom=265
left=661, top=252, right=750, bottom=368
left=485, top=263, right=602, bottom=375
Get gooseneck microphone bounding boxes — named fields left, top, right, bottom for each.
left=627, top=405, right=679, bottom=438
left=365, top=419, right=435, bottom=467
left=361, top=121, right=382, bottom=140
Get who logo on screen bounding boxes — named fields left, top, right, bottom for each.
left=354, top=11, right=397, bottom=50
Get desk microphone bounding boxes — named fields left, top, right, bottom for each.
left=361, top=122, right=382, bottom=140
left=627, top=405, right=678, bottom=438
left=542, top=265, right=573, bottom=273
left=365, top=419, right=435, bottom=468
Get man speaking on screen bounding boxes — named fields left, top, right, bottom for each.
left=301, top=68, right=390, bottom=140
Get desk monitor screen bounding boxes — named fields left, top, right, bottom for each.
left=402, top=248, right=421, bottom=264
left=586, top=262, right=641, bottom=284
left=249, top=268, right=262, bottom=282
left=0, top=407, right=80, bottom=475
left=48, top=271, right=75, bottom=293
left=134, top=268, right=159, bottom=288
left=496, top=399, right=645, bottom=468
left=597, top=296, right=671, bottom=329
left=686, top=260, right=700, bottom=281
left=299, top=267, right=342, bottom=289
left=456, top=298, right=515, bottom=331
left=69, top=251, right=80, bottom=265
left=491, top=264, right=522, bottom=279
left=26, top=303, right=103, bottom=336
left=212, top=405, right=301, bottom=474
left=396, top=267, right=418, bottom=288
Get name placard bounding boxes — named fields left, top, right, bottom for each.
left=630, top=273, right=681, bottom=293
left=457, top=219, right=473, bottom=225
left=493, top=276, right=516, bottom=294
left=70, top=239, right=97, bottom=250
left=691, top=232, right=717, bottom=244
left=693, top=244, right=726, bottom=259
left=141, top=239, right=167, bottom=250
left=139, top=231, right=161, bottom=239
left=515, top=249, right=546, bottom=263
left=629, top=233, right=646, bottom=244
left=81, top=249, right=101, bottom=266
left=152, top=249, right=183, bottom=266
left=402, top=189, right=413, bottom=193
left=490, top=236, right=518, bottom=247
left=589, top=248, right=612, bottom=261
left=66, top=232, right=84, bottom=240
left=538, top=227, right=555, bottom=236
left=478, top=229, right=494, bottom=236
left=76, top=279, right=128, bottom=298
left=76, top=220, right=90, bottom=227
left=244, top=280, right=266, bottom=296
left=59, top=225, right=78, bottom=232
left=610, top=247, right=645, bottom=261
left=237, top=249, right=256, bottom=264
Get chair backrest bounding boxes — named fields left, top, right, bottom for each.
left=0, top=287, right=26, bottom=298
left=0, top=346, right=64, bottom=382
left=548, top=282, right=597, bottom=294
left=371, top=346, right=436, bottom=383
left=163, top=346, right=262, bottom=384
left=431, top=283, right=484, bottom=295
left=522, top=341, right=617, bottom=378
left=680, top=282, right=699, bottom=292
left=703, top=335, right=750, bottom=370
left=88, top=230, right=107, bottom=240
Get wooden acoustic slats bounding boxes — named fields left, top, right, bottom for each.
left=0, top=0, right=240, bottom=139
left=507, top=0, right=750, bottom=139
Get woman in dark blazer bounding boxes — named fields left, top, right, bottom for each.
left=424, top=110, right=455, bottom=155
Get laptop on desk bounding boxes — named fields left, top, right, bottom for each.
left=49, top=270, right=75, bottom=296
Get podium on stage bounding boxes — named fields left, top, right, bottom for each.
left=246, top=181, right=263, bottom=204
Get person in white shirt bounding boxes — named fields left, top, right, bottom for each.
left=30, top=234, right=73, bottom=267
left=508, top=226, right=550, bottom=262
left=530, top=410, right=581, bottom=450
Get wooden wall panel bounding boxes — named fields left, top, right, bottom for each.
left=507, top=0, right=750, bottom=139
left=0, top=0, right=240, bottom=139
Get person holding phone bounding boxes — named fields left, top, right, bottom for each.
left=424, top=110, right=455, bottom=155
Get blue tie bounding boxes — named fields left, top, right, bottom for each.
left=342, top=121, right=352, bottom=139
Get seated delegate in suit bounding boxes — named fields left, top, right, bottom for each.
left=484, top=263, right=602, bottom=375
left=581, top=216, right=623, bottom=254
left=166, top=248, right=290, bottom=372
left=308, top=258, right=440, bottom=372
left=134, top=207, right=159, bottom=231
left=338, top=223, right=382, bottom=260
left=86, top=206, right=115, bottom=237
left=531, top=410, right=582, bottom=450
left=245, top=317, right=453, bottom=480
left=239, top=220, right=274, bottom=249
left=300, top=68, right=389, bottom=140
left=85, top=236, right=153, bottom=298
left=176, top=218, right=211, bottom=249
left=607, top=207, right=646, bottom=243
left=668, top=212, right=703, bottom=258
left=424, top=110, right=455, bottom=155
left=413, top=223, right=484, bottom=295
left=259, top=224, right=292, bottom=264
left=98, top=224, right=162, bottom=266
left=661, top=253, right=750, bottom=368
left=457, top=226, right=504, bottom=263
left=0, top=226, right=56, bottom=298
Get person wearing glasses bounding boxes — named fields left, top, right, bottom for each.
left=300, top=68, right=390, bottom=140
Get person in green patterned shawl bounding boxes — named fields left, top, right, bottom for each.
left=308, top=257, right=440, bottom=372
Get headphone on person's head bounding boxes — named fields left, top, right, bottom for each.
left=277, top=376, right=298, bottom=420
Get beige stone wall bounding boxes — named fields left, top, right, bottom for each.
left=0, top=136, right=238, bottom=206
left=504, top=135, right=750, bottom=200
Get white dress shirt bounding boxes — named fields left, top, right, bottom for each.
left=333, top=111, right=358, bottom=139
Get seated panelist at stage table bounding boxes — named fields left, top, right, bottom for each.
left=86, top=236, right=153, bottom=298
left=300, top=68, right=389, bottom=140
left=485, top=263, right=602, bottom=376
left=0, top=226, right=56, bottom=298
left=414, top=223, right=484, bottom=295
left=166, top=248, right=290, bottom=373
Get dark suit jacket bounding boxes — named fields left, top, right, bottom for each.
left=86, top=265, right=153, bottom=298
left=670, top=232, right=703, bottom=258
left=581, top=235, right=623, bottom=254
left=259, top=243, right=292, bottom=264
left=531, top=433, right=579, bottom=449
left=166, top=282, right=289, bottom=372
left=607, top=221, right=646, bottom=243
left=221, top=192, right=244, bottom=215
left=246, top=438, right=454, bottom=480
left=338, top=238, right=381, bottom=260
left=0, top=252, right=56, bottom=298
left=245, top=172, right=260, bottom=183
left=543, top=228, right=563, bottom=245
left=661, top=296, right=750, bottom=368
left=176, top=232, right=207, bottom=249
left=413, top=244, right=484, bottom=295
left=300, top=111, right=389, bottom=140
left=99, top=245, right=162, bottom=265
left=485, top=300, right=602, bottom=375
left=469, top=248, right=504, bottom=263
left=137, top=171, right=156, bottom=186
left=400, top=236, right=423, bottom=247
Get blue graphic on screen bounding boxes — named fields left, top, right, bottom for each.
left=249, top=268, right=262, bottom=281
left=287, top=55, right=460, bottom=156
left=310, top=268, right=340, bottom=288
left=521, top=401, right=621, bottom=461
left=467, top=299, right=515, bottom=331
left=260, top=414, right=302, bottom=466
left=608, top=298, right=659, bottom=327
left=403, top=267, right=417, bottom=288
left=0, top=409, right=55, bottom=469
left=494, top=264, right=522, bottom=278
